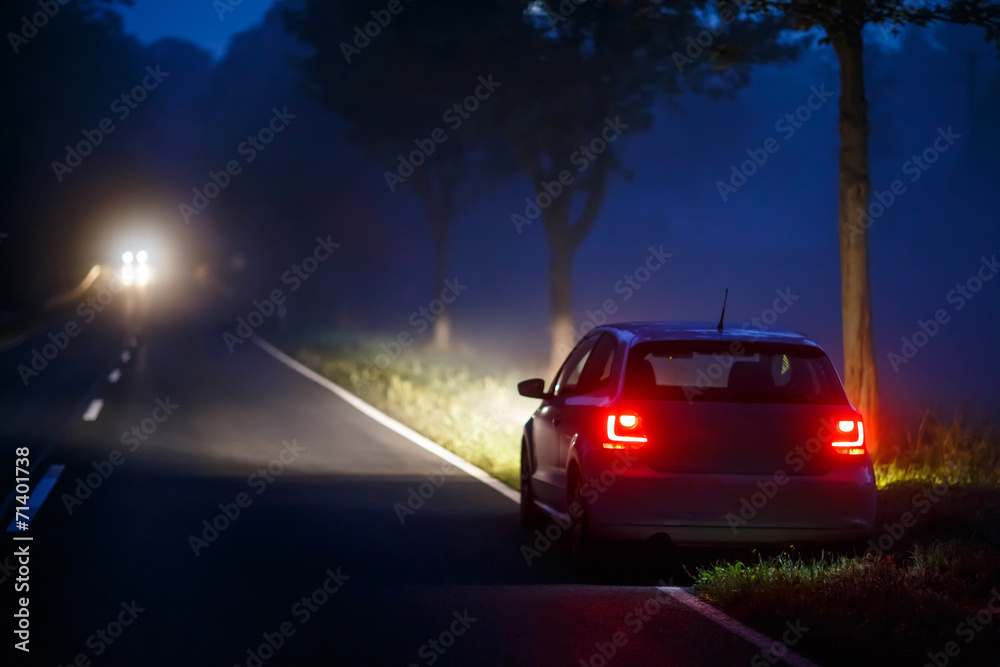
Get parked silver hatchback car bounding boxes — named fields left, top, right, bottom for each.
left=517, top=322, right=877, bottom=559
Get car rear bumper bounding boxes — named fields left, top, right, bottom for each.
left=582, top=458, right=876, bottom=546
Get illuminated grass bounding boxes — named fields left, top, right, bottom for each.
left=874, top=414, right=1000, bottom=487
left=693, top=541, right=1000, bottom=665
left=293, top=337, right=540, bottom=489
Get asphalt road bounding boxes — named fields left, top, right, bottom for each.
left=0, top=288, right=801, bottom=667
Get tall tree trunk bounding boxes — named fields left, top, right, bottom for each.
left=539, top=164, right=608, bottom=377
left=418, top=165, right=456, bottom=353
left=548, top=235, right=574, bottom=379
left=834, top=34, right=880, bottom=455
left=430, top=216, right=451, bottom=352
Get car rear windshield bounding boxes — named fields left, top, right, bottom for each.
left=624, top=340, right=849, bottom=404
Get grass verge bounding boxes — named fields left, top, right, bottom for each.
left=694, top=481, right=1000, bottom=665
left=874, top=413, right=1000, bottom=486
left=290, top=335, right=538, bottom=489
left=694, top=537, right=1000, bottom=665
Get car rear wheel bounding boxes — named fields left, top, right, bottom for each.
left=520, top=441, right=542, bottom=527
left=568, top=474, right=600, bottom=569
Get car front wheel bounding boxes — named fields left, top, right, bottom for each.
left=520, top=441, right=541, bottom=527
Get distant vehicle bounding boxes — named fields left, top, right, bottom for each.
left=517, top=322, right=876, bottom=561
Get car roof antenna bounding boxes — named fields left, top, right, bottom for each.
left=716, top=288, right=728, bottom=331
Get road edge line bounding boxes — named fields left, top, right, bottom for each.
left=252, top=336, right=520, bottom=504
left=0, top=358, right=114, bottom=521
left=657, top=587, right=821, bottom=667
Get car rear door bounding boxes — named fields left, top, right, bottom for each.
left=557, top=333, right=619, bottom=468
left=531, top=336, right=598, bottom=509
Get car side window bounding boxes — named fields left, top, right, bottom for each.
left=576, top=334, right=617, bottom=395
left=553, top=337, right=599, bottom=397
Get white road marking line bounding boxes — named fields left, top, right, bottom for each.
left=108, top=368, right=122, bottom=383
left=120, top=350, right=131, bottom=363
left=0, top=365, right=113, bottom=519
left=82, top=399, right=104, bottom=422
left=6, top=464, right=65, bottom=532
left=658, top=587, right=822, bottom=667
left=252, top=336, right=520, bottom=504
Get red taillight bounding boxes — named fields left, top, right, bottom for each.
left=603, top=411, right=648, bottom=450
left=832, top=418, right=865, bottom=456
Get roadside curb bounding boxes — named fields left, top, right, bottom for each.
left=658, top=587, right=821, bottom=667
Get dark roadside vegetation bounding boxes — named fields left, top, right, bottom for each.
left=695, top=484, right=1000, bottom=666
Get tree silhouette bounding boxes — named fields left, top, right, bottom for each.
left=0, top=0, right=145, bottom=307
left=286, top=1, right=792, bottom=363
left=285, top=1, right=512, bottom=350
left=493, top=0, right=795, bottom=372
left=738, top=0, right=1000, bottom=454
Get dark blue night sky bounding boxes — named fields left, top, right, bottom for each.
left=117, top=0, right=275, bottom=58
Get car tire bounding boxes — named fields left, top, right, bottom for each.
left=520, top=441, right=542, bottom=528
left=568, top=475, right=601, bottom=570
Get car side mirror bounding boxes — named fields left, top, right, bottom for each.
left=517, top=378, right=548, bottom=399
